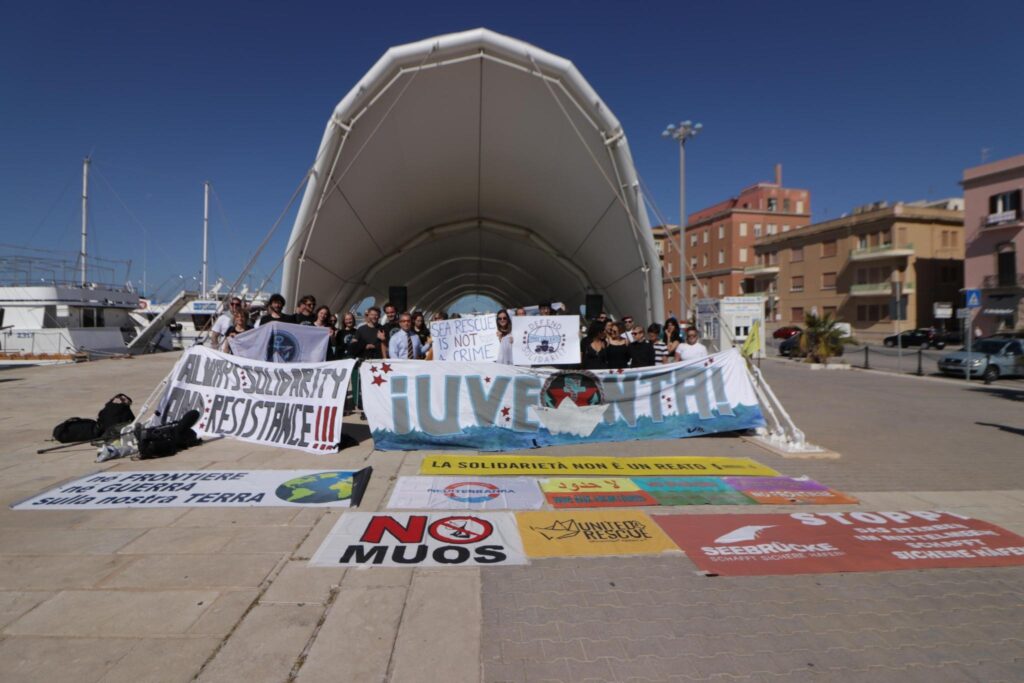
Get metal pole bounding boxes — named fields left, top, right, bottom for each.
left=965, top=311, right=972, bottom=382
left=916, top=347, right=923, bottom=376
left=678, top=140, right=686, bottom=321
left=864, top=345, right=869, bottom=370
left=80, top=157, right=90, bottom=286
left=895, top=279, right=902, bottom=372
left=202, top=181, right=210, bottom=297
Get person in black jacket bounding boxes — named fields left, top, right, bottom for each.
left=627, top=324, right=655, bottom=367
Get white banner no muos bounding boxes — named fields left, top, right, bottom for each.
left=13, top=469, right=372, bottom=509
left=156, top=346, right=354, bottom=453
left=429, top=314, right=499, bottom=362
left=511, top=315, right=581, bottom=366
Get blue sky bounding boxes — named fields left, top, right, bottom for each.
left=2, top=1, right=1022, bottom=306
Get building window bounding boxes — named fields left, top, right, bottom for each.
left=791, top=276, right=804, bottom=292
left=791, top=246, right=803, bottom=263
left=690, top=283, right=698, bottom=298
left=739, top=222, right=748, bottom=236
left=739, top=247, right=748, bottom=262
left=690, top=256, right=697, bottom=269
left=718, top=249, right=725, bottom=264
left=667, top=262, right=672, bottom=274
left=823, top=305, right=837, bottom=318
left=791, top=307, right=804, bottom=322
left=858, top=235, right=868, bottom=249
left=822, top=272, right=837, bottom=289
left=783, top=225, right=790, bottom=233
left=988, top=190, right=1022, bottom=222
left=718, top=281, right=725, bottom=296
left=754, top=224, right=762, bottom=238
left=941, top=230, right=949, bottom=247
left=951, top=231, right=958, bottom=247
left=767, top=224, right=777, bottom=235
left=822, top=240, right=837, bottom=257
left=796, top=200, right=805, bottom=214
left=703, top=230, right=709, bottom=243
left=690, top=233, right=697, bottom=246
left=768, top=251, right=779, bottom=266
left=718, top=225, right=725, bottom=239
left=702, top=253, right=708, bottom=267
left=783, top=198, right=791, bottom=212
left=997, top=242, right=1017, bottom=287
left=768, top=197, right=778, bottom=212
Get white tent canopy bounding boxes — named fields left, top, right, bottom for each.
left=281, top=28, right=664, bottom=321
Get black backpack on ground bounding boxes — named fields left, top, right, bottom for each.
left=97, top=394, right=135, bottom=437
left=51, top=393, right=135, bottom=444
left=52, top=417, right=101, bottom=443
left=136, top=409, right=202, bottom=459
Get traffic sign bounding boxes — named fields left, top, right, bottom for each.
left=933, top=302, right=952, bottom=320
left=965, top=289, right=982, bottom=309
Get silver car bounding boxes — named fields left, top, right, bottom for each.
left=937, top=338, right=1024, bottom=381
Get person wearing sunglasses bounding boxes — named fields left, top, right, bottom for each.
left=496, top=310, right=514, bottom=364
left=628, top=324, right=655, bottom=367
left=210, top=297, right=244, bottom=348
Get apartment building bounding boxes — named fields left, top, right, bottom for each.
left=656, top=165, right=811, bottom=319
left=962, top=154, right=1024, bottom=335
left=748, top=201, right=964, bottom=341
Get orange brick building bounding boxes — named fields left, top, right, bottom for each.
left=654, top=166, right=811, bottom=320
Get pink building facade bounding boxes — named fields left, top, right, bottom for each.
left=962, top=154, right=1024, bottom=334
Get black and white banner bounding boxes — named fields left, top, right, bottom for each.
left=229, top=321, right=331, bottom=363
left=156, top=346, right=355, bottom=453
left=310, top=512, right=528, bottom=567
left=13, top=469, right=372, bottom=509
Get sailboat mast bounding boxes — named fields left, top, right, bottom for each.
left=202, top=180, right=210, bottom=296
left=80, top=157, right=90, bottom=286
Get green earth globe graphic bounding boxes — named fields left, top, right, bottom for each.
left=275, top=472, right=353, bottom=504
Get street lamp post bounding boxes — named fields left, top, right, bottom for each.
left=662, top=120, right=702, bottom=321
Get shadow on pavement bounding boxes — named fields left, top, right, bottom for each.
left=970, top=387, right=1024, bottom=402
left=976, top=421, right=1024, bottom=437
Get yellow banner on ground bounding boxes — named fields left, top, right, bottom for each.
left=516, top=510, right=679, bottom=558
left=539, top=478, right=640, bottom=494
left=419, top=455, right=778, bottom=477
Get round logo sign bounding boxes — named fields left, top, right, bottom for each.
left=443, top=481, right=500, bottom=504
left=267, top=329, right=299, bottom=362
left=428, top=516, right=493, bottom=544
left=520, top=320, right=567, bottom=364
left=541, top=370, right=604, bottom=408
left=274, top=471, right=353, bottom=504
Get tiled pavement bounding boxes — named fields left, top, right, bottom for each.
left=1, top=353, right=1022, bottom=681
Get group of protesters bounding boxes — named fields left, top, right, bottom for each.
left=207, top=293, right=708, bottom=415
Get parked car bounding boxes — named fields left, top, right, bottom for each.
left=778, top=331, right=844, bottom=358
left=937, top=338, right=1024, bottom=381
left=883, top=329, right=945, bottom=349
left=773, top=326, right=801, bottom=340
left=933, top=328, right=963, bottom=346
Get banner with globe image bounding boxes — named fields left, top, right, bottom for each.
left=12, top=468, right=373, bottom=510
left=361, top=349, right=765, bottom=451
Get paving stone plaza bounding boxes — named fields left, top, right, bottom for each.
left=0, top=354, right=1021, bottom=682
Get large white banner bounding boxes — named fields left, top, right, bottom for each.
left=511, top=315, right=581, bottom=366
left=13, top=469, right=372, bottom=510
left=429, top=314, right=499, bottom=362
left=228, top=321, right=330, bottom=363
left=360, top=349, right=765, bottom=451
left=156, top=346, right=355, bottom=454
left=386, top=476, right=545, bottom=510
left=310, top=512, right=528, bottom=567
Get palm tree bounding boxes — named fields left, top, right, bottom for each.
left=799, top=312, right=844, bottom=363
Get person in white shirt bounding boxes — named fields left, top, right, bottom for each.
left=675, top=327, right=709, bottom=362
left=210, top=297, right=243, bottom=347
left=387, top=312, right=430, bottom=359
left=495, top=310, right=514, bottom=364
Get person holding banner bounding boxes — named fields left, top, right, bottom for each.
left=496, top=310, right=513, bottom=364
left=675, top=327, right=709, bottom=362
left=581, top=319, right=609, bottom=370
left=257, top=294, right=294, bottom=326
left=388, top=313, right=430, bottom=359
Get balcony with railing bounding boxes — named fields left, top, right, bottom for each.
left=849, top=243, right=915, bottom=261
left=981, top=273, right=1024, bottom=289
left=743, top=262, right=779, bottom=276
left=982, top=210, right=1022, bottom=231
left=849, top=281, right=915, bottom=296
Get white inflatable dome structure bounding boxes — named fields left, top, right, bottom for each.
left=281, top=28, right=664, bottom=320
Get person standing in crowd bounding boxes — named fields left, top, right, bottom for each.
left=381, top=301, right=402, bottom=343
left=628, top=324, right=655, bottom=367
left=663, top=317, right=682, bottom=358
left=675, top=326, right=709, bottom=362
left=648, top=323, right=668, bottom=364
left=336, top=313, right=359, bottom=360
left=581, top=319, right=608, bottom=370
left=313, top=305, right=337, bottom=358
left=221, top=307, right=253, bottom=353
left=620, top=315, right=634, bottom=340
left=496, top=309, right=514, bottom=364
left=348, top=307, right=387, bottom=418
left=258, top=293, right=293, bottom=326
left=292, top=295, right=317, bottom=325
left=605, top=321, right=630, bottom=369
left=210, top=296, right=244, bottom=348
left=514, top=307, right=527, bottom=316
left=412, top=311, right=430, bottom=345
left=388, top=312, right=430, bottom=359
left=539, top=302, right=553, bottom=316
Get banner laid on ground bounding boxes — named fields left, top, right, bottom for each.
left=516, top=510, right=677, bottom=558
left=386, top=477, right=545, bottom=510
left=309, top=512, right=528, bottom=567
left=655, top=511, right=1024, bottom=576
left=634, top=477, right=756, bottom=506
left=430, top=314, right=499, bottom=362
left=540, top=478, right=658, bottom=508
left=363, top=350, right=764, bottom=451
left=419, top=455, right=778, bottom=477
left=156, top=346, right=355, bottom=453
left=12, top=469, right=372, bottom=510
left=724, top=477, right=860, bottom=505
left=229, top=321, right=331, bottom=363
left=511, top=315, right=581, bottom=366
